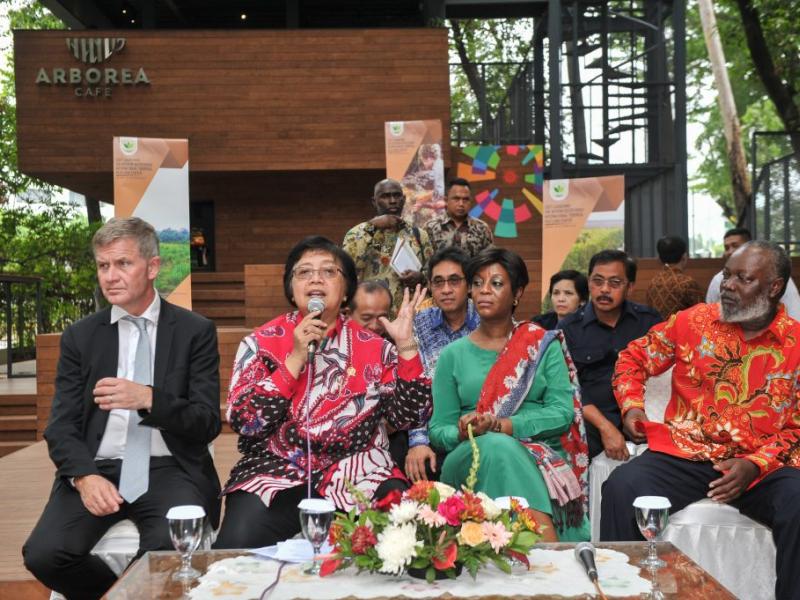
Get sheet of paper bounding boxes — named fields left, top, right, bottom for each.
left=390, top=236, right=421, bottom=276
left=250, top=539, right=333, bottom=564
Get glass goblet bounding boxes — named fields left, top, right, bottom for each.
left=633, top=496, right=671, bottom=570
left=166, top=505, right=206, bottom=581
left=298, top=498, right=336, bottom=575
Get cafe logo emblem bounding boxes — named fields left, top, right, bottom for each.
left=389, top=122, right=404, bottom=136
left=549, top=179, right=570, bottom=201
left=119, top=137, right=138, bottom=156
left=35, top=37, right=150, bottom=98
left=66, top=38, right=126, bottom=64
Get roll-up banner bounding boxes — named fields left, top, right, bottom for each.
left=541, top=175, right=625, bottom=300
left=113, top=136, right=192, bottom=310
left=384, top=120, right=445, bottom=228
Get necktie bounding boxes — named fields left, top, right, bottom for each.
left=118, top=316, right=152, bottom=503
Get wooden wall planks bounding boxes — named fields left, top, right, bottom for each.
left=14, top=28, right=450, bottom=191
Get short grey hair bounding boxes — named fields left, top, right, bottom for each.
left=92, top=217, right=160, bottom=260
left=742, top=240, right=791, bottom=297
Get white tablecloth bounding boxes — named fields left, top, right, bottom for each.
left=187, top=548, right=652, bottom=600
left=589, top=454, right=776, bottom=599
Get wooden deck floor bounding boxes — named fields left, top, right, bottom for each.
left=0, top=433, right=241, bottom=599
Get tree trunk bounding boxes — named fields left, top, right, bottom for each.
left=697, top=0, right=752, bottom=218
left=84, top=196, right=102, bottom=223
left=733, top=0, right=800, bottom=161
left=450, top=19, right=495, bottom=142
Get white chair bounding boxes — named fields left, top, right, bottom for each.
left=588, top=368, right=777, bottom=600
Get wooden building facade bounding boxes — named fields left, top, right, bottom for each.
left=13, top=28, right=471, bottom=270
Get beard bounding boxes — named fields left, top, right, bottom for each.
left=720, top=292, right=772, bottom=324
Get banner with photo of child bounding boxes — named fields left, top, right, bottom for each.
left=384, top=120, right=445, bottom=228
left=541, top=175, right=625, bottom=300
left=113, top=136, right=192, bottom=310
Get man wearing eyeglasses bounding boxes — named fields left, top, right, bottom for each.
left=559, top=249, right=662, bottom=460
left=405, top=247, right=480, bottom=481
left=425, top=178, right=493, bottom=257
left=343, top=179, right=433, bottom=315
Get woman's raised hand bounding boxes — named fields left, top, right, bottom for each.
left=380, top=284, right=427, bottom=350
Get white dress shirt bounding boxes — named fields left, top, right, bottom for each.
left=706, top=270, right=800, bottom=321
left=95, top=292, right=171, bottom=459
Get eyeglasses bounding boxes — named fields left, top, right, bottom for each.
left=431, top=275, right=466, bottom=289
left=589, top=276, right=627, bottom=289
left=292, top=266, right=342, bottom=281
left=377, top=191, right=404, bottom=200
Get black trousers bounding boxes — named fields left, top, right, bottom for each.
left=600, top=451, right=800, bottom=600
left=23, top=458, right=207, bottom=600
left=214, top=478, right=408, bottom=549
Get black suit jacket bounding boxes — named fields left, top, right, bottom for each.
left=44, top=299, right=222, bottom=527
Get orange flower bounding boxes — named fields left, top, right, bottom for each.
left=517, top=508, right=540, bottom=533
left=328, top=523, right=344, bottom=545
left=458, top=521, right=488, bottom=546
left=406, top=480, right=435, bottom=503
left=460, top=492, right=486, bottom=522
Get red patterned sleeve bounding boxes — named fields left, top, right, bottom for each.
left=613, top=313, right=679, bottom=416
left=226, top=335, right=293, bottom=438
left=379, top=342, right=432, bottom=431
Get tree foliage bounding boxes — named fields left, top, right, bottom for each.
left=0, top=3, right=98, bottom=348
left=449, top=19, right=533, bottom=143
left=0, top=1, right=64, bottom=203
left=0, top=197, right=99, bottom=345
left=687, top=0, right=800, bottom=223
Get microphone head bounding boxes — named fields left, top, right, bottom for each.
left=574, top=541, right=595, bottom=559
left=307, top=297, right=326, bottom=315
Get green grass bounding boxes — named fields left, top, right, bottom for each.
left=156, top=241, right=191, bottom=295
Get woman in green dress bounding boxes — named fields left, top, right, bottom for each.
left=429, top=248, right=590, bottom=541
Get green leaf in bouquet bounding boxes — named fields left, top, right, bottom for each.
left=490, top=555, right=512, bottom=574
left=514, top=530, right=539, bottom=547
left=410, top=556, right=431, bottom=569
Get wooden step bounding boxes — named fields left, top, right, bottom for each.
left=196, top=306, right=246, bottom=319
left=192, top=271, right=244, bottom=286
left=193, top=289, right=243, bottom=302
left=0, top=415, right=37, bottom=441
left=0, top=394, right=37, bottom=416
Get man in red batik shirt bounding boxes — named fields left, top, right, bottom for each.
left=600, top=241, right=800, bottom=600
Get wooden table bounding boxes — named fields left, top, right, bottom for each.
left=105, top=542, right=735, bottom=599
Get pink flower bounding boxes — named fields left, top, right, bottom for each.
left=418, top=504, right=447, bottom=527
left=482, top=521, right=513, bottom=552
left=437, top=495, right=466, bottom=526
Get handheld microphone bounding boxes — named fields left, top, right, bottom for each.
left=574, top=542, right=598, bottom=583
left=306, top=297, right=326, bottom=358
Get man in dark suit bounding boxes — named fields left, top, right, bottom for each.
left=23, top=217, right=221, bottom=599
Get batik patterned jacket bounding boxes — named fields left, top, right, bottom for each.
left=614, top=303, right=800, bottom=483
left=223, top=312, right=432, bottom=509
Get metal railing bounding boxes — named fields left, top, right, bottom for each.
left=0, top=274, right=43, bottom=378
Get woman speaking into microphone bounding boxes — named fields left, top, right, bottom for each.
left=214, top=236, right=430, bottom=549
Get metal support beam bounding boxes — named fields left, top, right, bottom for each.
left=548, top=0, right=563, bottom=178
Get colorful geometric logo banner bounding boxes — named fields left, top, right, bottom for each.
left=455, top=145, right=544, bottom=238
left=113, top=136, right=192, bottom=310
left=385, top=120, right=444, bottom=228
left=541, top=175, right=625, bottom=300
